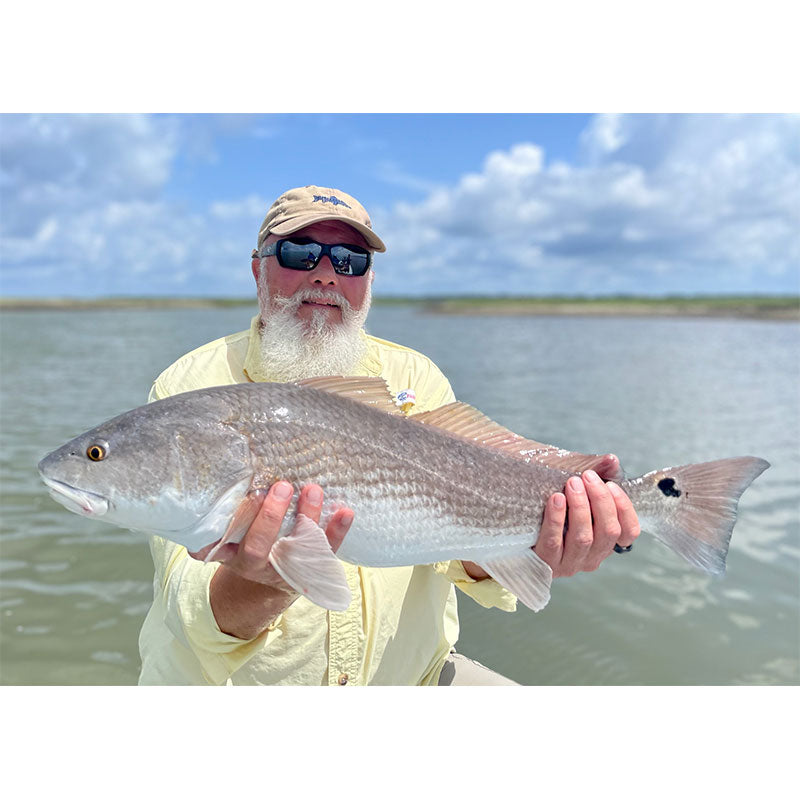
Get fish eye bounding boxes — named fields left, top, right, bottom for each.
left=86, top=444, right=107, bottom=462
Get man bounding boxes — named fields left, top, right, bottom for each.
left=138, top=185, right=640, bottom=685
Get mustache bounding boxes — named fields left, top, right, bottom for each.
left=272, top=288, right=352, bottom=314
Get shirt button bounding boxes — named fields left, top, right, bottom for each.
left=338, top=673, right=349, bottom=685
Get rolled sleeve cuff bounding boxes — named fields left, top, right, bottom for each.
left=433, top=560, right=518, bottom=612
left=160, top=545, right=280, bottom=684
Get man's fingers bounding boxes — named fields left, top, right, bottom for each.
left=296, top=484, right=323, bottom=525
left=581, top=470, right=621, bottom=568
left=594, top=453, right=622, bottom=481
left=607, top=482, right=641, bottom=547
left=326, top=509, right=354, bottom=553
left=295, top=484, right=353, bottom=552
left=534, top=493, right=566, bottom=572
left=238, top=481, right=293, bottom=564
left=559, top=476, right=594, bottom=575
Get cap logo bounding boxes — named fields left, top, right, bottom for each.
left=313, top=194, right=352, bottom=209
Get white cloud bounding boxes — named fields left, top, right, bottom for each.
left=1, top=114, right=797, bottom=298
left=0, top=114, right=266, bottom=297
left=375, top=114, right=800, bottom=296
left=583, top=113, right=627, bottom=157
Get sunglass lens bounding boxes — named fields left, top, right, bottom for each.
left=330, top=246, right=370, bottom=276
left=279, top=240, right=322, bottom=270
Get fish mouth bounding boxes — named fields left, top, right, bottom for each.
left=40, top=475, right=109, bottom=518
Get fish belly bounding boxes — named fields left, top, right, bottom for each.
left=327, top=493, right=536, bottom=568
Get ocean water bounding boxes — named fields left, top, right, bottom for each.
left=1, top=305, right=798, bottom=685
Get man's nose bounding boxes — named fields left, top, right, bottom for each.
left=311, top=256, right=338, bottom=286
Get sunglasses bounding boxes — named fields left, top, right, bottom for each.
left=259, top=237, right=372, bottom=276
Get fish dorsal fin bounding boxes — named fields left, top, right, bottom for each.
left=296, top=376, right=404, bottom=415
left=412, top=402, right=622, bottom=477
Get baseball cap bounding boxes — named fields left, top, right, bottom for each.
left=257, top=185, right=386, bottom=253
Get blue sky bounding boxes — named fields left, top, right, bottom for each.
left=1, top=113, right=798, bottom=298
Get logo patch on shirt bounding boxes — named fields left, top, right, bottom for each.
left=396, top=389, right=416, bottom=413
left=313, top=194, right=352, bottom=209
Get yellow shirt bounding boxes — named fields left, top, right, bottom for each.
left=138, top=316, right=517, bottom=685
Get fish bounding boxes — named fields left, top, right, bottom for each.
left=37, top=376, right=769, bottom=613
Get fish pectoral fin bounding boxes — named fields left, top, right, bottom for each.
left=268, top=514, right=352, bottom=612
left=175, top=474, right=252, bottom=554
left=477, top=549, right=553, bottom=612
left=203, top=489, right=268, bottom=563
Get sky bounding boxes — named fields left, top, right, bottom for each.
left=1, top=113, right=798, bottom=298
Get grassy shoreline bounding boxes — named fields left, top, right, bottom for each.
left=1, top=295, right=797, bottom=320
left=420, top=295, right=800, bottom=320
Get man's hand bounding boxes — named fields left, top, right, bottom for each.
left=462, top=455, right=640, bottom=581
left=534, top=456, right=640, bottom=577
left=205, top=482, right=353, bottom=640
left=218, top=481, right=353, bottom=586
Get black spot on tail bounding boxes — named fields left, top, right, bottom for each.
left=658, top=477, right=682, bottom=498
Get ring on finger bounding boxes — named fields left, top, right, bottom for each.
left=613, top=543, right=633, bottom=553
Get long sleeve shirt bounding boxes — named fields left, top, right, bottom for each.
left=138, top=316, right=517, bottom=685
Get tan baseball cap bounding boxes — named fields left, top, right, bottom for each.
left=257, top=185, right=386, bottom=253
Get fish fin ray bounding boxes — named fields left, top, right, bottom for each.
left=295, top=376, right=403, bottom=415
left=173, top=473, right=251, bottom=553
left=269, top=514, right=352, bottom=611
left=623, top=456, right=769, bottom=575
left=202, top=489, right=266, bottom=563
left=477, top=549, right=553, bottom=612
left=412, top=402, right=622, bottom=477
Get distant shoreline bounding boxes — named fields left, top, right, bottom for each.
left=1, top=295, right=798, bottom=320
left=419, top=296, right=800, bottom=321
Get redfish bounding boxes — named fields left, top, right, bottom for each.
left=38, top=377, right=769, bottom=612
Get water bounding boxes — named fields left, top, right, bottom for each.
left=1, top=306, right=798, bottom=685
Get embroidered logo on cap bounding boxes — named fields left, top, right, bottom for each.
left=313, top=194, right=352, bottom=209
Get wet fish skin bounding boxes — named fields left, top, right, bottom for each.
left=39, top=387, right=256, bottom=547
left=37, top=379, right=770, bottom=612
left=39, top=382, right=557, bottom=549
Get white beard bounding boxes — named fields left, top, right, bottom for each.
left=256, top=264, right=371, bottom=381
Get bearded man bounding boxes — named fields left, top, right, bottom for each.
left=137, top=185, right=640, bottom=685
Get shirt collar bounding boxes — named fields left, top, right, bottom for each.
left=243, top=314, right=381, bottom=383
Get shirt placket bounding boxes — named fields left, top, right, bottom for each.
left=327, top=563, right=364, bottom=686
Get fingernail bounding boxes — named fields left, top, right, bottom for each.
left=552, top=493, right=565, bottom=509
left=307, top=485, right=323, bottom=505
left=568, top=476, right=584, bottom=493
left=340, top=510, right=354, bottom=528
left=273, top=482, right=292, bottom=500
left=584, top=470, right=601, bottom=484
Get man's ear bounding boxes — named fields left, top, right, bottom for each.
left=251, top=256, right=260, bottom=281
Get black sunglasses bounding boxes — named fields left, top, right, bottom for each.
left=259, top=237, right=373, bottom=276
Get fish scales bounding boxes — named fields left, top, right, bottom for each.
left=37, top=379, right=770, bottom=612
left=226, top=383, right=562, bottom=563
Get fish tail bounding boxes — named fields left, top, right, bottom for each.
left=621, top=456, right=769, bottom=575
